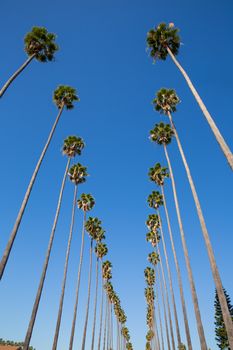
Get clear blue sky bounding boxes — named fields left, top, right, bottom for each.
left=0, top=0, right=232, bottom=349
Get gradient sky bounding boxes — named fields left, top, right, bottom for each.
left=0, top=0, right=232, bottom=349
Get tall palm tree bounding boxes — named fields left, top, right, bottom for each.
left=147, top=192, right=182, bottom=348
left=94, top=242, right=108, bottom=350
left=0, top=26, right=59, bottom=97
left=69, top=193, right=95, bottom=350
left=149, top=164, right=192, bottom=350
left=0, top=85, right=79, bottom=280
left=102, top=260, right=113, bottom=350
left=146, top=23, right=233, bottom=169
left=81, top=217, right=105, bottom=350
left=150, top=121, right=208, bottom=350
left=52, top=163, right=88, bottom=350
left=22, top=136, right=84, bottom=350
left=153, top=88, right=233, bottom=348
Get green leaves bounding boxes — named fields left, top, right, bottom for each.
left=148, top=251, right=160, bottom=266
left=63, top=135, right=85, bottom=157
left=102, top=260, right=112, bottom=281
left=95, top=242, right=108, bottom=259
left=77, top=193, right=95, bottom=212
left=144, top=266, right=155, bottom=286
left=153, top=88, right=180, bottom=114
left=148, top=163, right=169, bottom=186
left=24, top=26, right=58, bottom=62
left=150, top=122, right=174, bottom=145
left=146, top=22, right=180, bottom=62
left=68, top=163, right=88, bottom=185
left=147, top=190, right=164, bottom=208
left=53, top=85, right=79, bottom=109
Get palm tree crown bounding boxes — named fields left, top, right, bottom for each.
left=150, top=122, right=174, bottom=145
left=63, top=136, right=85, bottom=157
left=53, top=85, right=79, bottom=109
left=77, top=193, right=95, bottom=212
left=148, top=251, right=160, bottom=266
left=147, top=191, right=163, bottom=209
left=146, top=231, right=160, bottom=247
left=95, top=242, right=108, bottom=259
left=144, top=267, right=155, bottom=286
left=148, top=163, right=169, bottom=186
left=146, top=214, right=160, bottom=231
left=68, top=163, right=88, bottom=185
left=153, top=88, right=180, bottom=114
left=102, top=260, right=112, bottom=281
left=85, top=217, right=102, bottom=240
left=147, top=23, right=180, bottom=61
left=145, top=287, right=155, bottom=305
left=24, top=26, right=58, bottom=61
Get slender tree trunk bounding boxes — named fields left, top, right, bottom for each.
left=166, top=47, right=233, bottom=170
left=164, top=144, right=207, bottom=350
left=0, top=54, right=36, bottom=98
left=98, top=265, right=104, bottom=350
left=154, top=310, right=161, bottom=350
left=0, top=103, right=65, bottom=280
left=157, top=210, right=181, bottom=348
left=103, top=293, right=108, bottom=350
left=52, top=184, right=78, bottom=350
left=156, top=282, right=165, bottom=350
left=91, top=257, right=99, bottom=350
left=69, top=211, right=87, bottom=350
left=161, top=185, right=193, bottom=350
left=168, top=112, right=233, bottom=348
left=81, top=239, right=93, bottom=350
left=22, top=158, right=70, bottom=350
left=157, top=265, right=171, bottom=350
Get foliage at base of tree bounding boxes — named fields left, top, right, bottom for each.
left=0, top=338, right=35, bottom=349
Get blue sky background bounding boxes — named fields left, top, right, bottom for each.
left=0, top=0, right=232, bottom=349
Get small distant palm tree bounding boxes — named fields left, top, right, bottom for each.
left=150, top=121, right=207, bottom=350
left=149, top=164, right=193, bottom=349
left=52, top=163, right=88, bottom=350
left=23, top=136, right=84, bottom=350
left=0, top=85, right=79, bottom=280
left=0, top=26, right=59, bottom=97
left=147, top=23, right=233, bottom=169
left=69, top=193, right=95, bottom=350
left=153, top=88, right=233, bottom=348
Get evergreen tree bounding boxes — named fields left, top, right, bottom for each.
left=215, top=288, right=233, bottom=349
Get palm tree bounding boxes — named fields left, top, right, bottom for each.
left=0, top=26, right=59, bottom=97
left=52, top=163, right=88, bottom=350
left=153, top=88, right=233, bottom=348
left=150, top=121, right=208, bottom=350
left=149, top=164, right=193, bottom=350
left=0, top=85, right=79, bottom=280
left=23, top=136, right=84, bottom=350
left=69, top=193, right=95, bottom=350
left=94, top=242, right=108, bottom=350
left=147, top=192, right=182, bottom=348
left=147, top=23, right=233, bottom=169
left=81, top=217, right=105, bottom=350
left=102, top=261, right=113, bottom=350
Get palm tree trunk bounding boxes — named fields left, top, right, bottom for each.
left=91, top=257, right=99, bottom=350
left=156, top=282, right=165, bottom=350
left=0, top=54, right=36, bottom=98
left=98, top=264, right=104, bottom=350
left=0, top=103, right=65, bottom=280
left=166, top=46, right=233, bottom=170
left=167, top=112, right=233, bottom=348
left=161, top=185, right=193, bottom=350
left=154, top=310, right=161, bottom=350
left=157, top=210, right=181, bottom=348
left=69, top=211, right=87, bottom=350
left=164, top=144, right=207, bottom=350
left=81, top=239, right=93, bottom=350
left=52, top=184, right=78, bottom=350
left=103, top=293, right=108, bottom=350
left=22, top=158, right=70, bottom=350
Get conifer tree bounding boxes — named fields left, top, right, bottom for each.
left=215, top=289, right=233, bottom=349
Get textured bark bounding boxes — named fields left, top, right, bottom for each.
left=22, top=158, right=70, bottom=350
left=168, top=112, right=233, bottom=349
left=69, top=211, right=87, bottom=350
left=157, top=210, right=181, bottom=348
left=154, top=311, right=161, bottom=350
left=167, top=47, right=233, bottom=170
left=0, top=103, right=65, bottom=280
left=164, top=144, right=207, bottom=350
left=103, top=293, right=108, bottom=350
left=161, top=185, right=192, bottom=350
left=81, top=239, right=93, bottom=350
left=52, top=185, right=78, bottom=350
left=0, top=54, right=36, bottom=97
left=91, top=258, right=99, bottom=350
left=156, top=282, right=165, bottom=350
